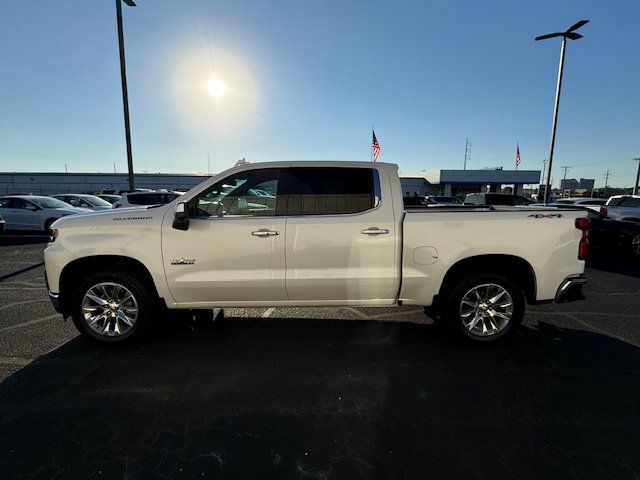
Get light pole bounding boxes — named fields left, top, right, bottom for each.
left=115, top=0, right=137, bottom=191
left=535, top=19, right=589, bottom=203
left=634, top=158, right=640, bottom=195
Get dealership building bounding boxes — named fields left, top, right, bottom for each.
left=400, top=168, right=542, bottom=197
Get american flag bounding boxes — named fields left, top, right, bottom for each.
left=372, top=130, right=380, bottom=162
left=515, top=145, right=521, bottom=168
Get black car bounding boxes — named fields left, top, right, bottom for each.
left=586, top=210, right=640, bottom=258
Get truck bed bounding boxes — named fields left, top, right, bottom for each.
left=399, top=206, right=587, bottom=305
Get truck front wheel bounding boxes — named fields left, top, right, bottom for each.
left=442, top=273, right=525, bottom=342
left=70, top=270, right=155, bottom=343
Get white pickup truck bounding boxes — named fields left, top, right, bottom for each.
left=44, top=161, right=589, bottom=344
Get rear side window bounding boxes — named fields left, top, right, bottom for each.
left=619, top=197, right=640, bottom=207
left=282, top=167, right=376, bottom=215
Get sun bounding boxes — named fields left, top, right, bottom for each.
left=207, top=77, right=228, bottom=98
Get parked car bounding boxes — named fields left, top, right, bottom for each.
left=96, top=194, right=121, bottom=205
left=113, top=191, right=181, bottom=209
left=584, top=209, right=640, bottom=258
left=549, top=197, right=605, bottom=212
left=427, top=196, right=463, bottom=205
left=0, top=195, right=91, bottom=232
left=403, top=196, right=429, bottom=206
left=0, top=214, right=5, bottom=233
left=464, top=193, right=537, bottom=206
left=45, top=161, right=588, bottom=345
left=602, top=195, right=640, bottom=222
left=51, top=194, right=113, bottom=211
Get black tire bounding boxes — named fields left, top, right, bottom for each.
left=631, top=233, right=640, bottom=258
left=440, top=272, right=525, bottom=343
left=44, top=218, right=56, bottom=234
left=70, top=269, right=156, bottom=344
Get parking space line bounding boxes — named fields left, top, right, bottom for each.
left=0, top=313, right=59, bottom=333
left=262, top=307, right=276, bottom=318
left=0, top=299, right=48, bottom=310
left=528, top=310, right=640, bottom=318
left=0, top=356, right=33, bottom=366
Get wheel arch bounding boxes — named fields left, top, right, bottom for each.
left=437, top=254, right=537, bottom=304
left=58, top=255, right=162, bottom=316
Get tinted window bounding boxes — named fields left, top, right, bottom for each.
left=13, top=199, right=32, bottom=209
left=619, top=197, right=640, bottom=207
left=283, top=167, right=375, bottom=215
left=0, top=198, right=11, bottom=208
left=127, top=193, right=176, bottom=206
left=485, top=194, right=515, bottom=206
left=581, top=199, right=605, bottom=205
left=195, top=169, right=280, bottom=217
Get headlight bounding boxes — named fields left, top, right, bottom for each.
left=50, top=229, right=59, bottom=242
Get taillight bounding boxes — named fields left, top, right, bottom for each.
left=575, top=217, right=590, bottom=260
left=599, top=206, right=608, bottom=217
left=113, top=203, right=121, bottom=209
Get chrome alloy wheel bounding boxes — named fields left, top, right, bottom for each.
left=632, top=234, right=640, bottom=256
left=81, top=282, right=138, bottom=337
left=459, top=283, right=514, bottom=337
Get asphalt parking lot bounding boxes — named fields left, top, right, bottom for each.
left=0, top=234, right=639, bottom=479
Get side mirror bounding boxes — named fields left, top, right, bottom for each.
left=172, top=201, right=189, bottom=231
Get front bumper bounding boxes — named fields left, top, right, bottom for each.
left=48, top=290, right=62, bottom=313
left=45, top=271, right=63, bottom=315
left=555, top=274, right=587, bottom=303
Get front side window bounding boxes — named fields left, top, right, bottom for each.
left=282, top=167, right=376, bottom=216
left=194, top=169, right=280, bottom=217
left=0, top=198, right=11, bottom=208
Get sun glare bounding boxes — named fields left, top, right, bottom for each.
left=207, top=77, right=228, bottom=98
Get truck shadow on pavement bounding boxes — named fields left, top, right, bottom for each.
left=0, top=317, right=638, bottom=479
left=586, top=253, right=640, bottom=278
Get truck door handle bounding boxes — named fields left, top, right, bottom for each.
left=251, top=229, right=280, bottom=237
left=361, top=227, right=389, bottom=235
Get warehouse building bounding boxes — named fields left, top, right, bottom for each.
left=0, top=172, right=212, bottom=196
left=1, top=167, right=541, bottom=198
left=400, top=168, right=541, bottom=198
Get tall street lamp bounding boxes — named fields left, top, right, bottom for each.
left=115, top=0, right=137, bottom=191
left=535, top=19, right=589, bottom=203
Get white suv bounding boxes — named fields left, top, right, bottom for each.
left=113, top=191, right=181, bottom=209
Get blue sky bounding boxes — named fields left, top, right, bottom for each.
left=1, top=0, right=638, bottom=188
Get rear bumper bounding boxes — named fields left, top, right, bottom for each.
left=555, top=274, right=587, bottom=303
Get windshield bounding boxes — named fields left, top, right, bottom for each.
left=84, top=196, right=112, bottom=207
left=31, top=197, right=72, bottom=209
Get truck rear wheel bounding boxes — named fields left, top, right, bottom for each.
left=441, top=273, right=524, bottom=342
left=70, top=270, right=155, bottom=344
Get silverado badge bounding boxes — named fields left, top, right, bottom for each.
left=171, top=258, right=196, bottom=265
